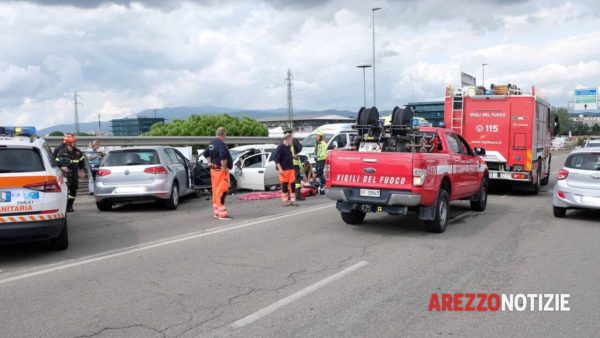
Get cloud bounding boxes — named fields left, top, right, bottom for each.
left=0, top=0, right=599, bottom=129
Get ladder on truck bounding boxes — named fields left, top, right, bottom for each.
left=451, top=91, right=464, bottom=134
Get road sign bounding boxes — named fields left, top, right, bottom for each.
left=574, top=88, right=598, bottom=111
left=461, top=72, right=476, bottom=87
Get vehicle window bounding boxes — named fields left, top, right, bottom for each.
left=565, top=153, right=600, bottom=171
left=264, top=149, right=276, bottom=161
left=456, top=135, right=474, bottom=156
left=0, top=148, right=45, bottom=173
left=301, top=133, right=334, bottom=147
left=102, top=149, right=160, bottom=166
left=42, top=143, right=58, bottom=167
left=331, top=134, right=348, bottom=148
left=445, top=133, right=461, bottom=154
left=164, top=149, right=181, bottom=164
left=244, top=153, right=264, bottom=168
left=172, top=149, right=188, bottom=165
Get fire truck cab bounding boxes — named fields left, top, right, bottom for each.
left=444, top=84, right=553, bottom=193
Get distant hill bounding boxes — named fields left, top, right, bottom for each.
left=38, top=121, right=111, bottom=136
left=39, top=106, right=357, bottom=135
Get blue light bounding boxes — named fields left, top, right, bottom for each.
left=0, top=126, right=37, bottom=136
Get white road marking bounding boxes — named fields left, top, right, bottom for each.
left=231, top=260, right=369, bottom=329
left=0, top=204, right=334, bottom=286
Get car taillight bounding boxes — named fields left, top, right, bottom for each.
left=413, top=168, right=427, bottom=186
left=24, top=179, right=61, bottom=192
left=96, top=169, right=112, bottom=177
left=557, top=169, right=569, bottom=180
left=144, top=166, right=168, bottom=175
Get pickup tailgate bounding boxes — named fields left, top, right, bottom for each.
left=329, top=151, right=413, bottom=190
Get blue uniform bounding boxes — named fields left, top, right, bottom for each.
left=203, top=139, right=232, bottom=169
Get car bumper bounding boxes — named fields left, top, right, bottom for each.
left=326, top=187, right=421, bottom=206
left=94, top=181, right=172, bottom=202
left=0, top=218, right=65, bottom=243
left=553, top=182, right=600, bottom=210
left=488, top=170, right=531, bottom=182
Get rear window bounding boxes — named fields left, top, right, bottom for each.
left=102, top=149, right=160, bottom=166
left=0, top=148, right=45, bottom=173
left=565, top=153, right=600, bottom=171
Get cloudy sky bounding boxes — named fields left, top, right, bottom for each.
left=1, top=0, right=599, bottom=128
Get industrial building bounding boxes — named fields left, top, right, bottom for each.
left=405, top=101, right=445, bottom=127
left=111, top=117, right=165, bottom=136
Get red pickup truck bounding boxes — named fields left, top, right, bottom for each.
left=324, top=119, right=489, bottom=233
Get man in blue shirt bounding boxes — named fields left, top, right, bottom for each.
left=203, top=127, right=233, bottom=219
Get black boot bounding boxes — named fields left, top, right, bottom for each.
left=67, top=199, right=75, bottom=212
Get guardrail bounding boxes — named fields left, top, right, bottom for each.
left=45, top=136, right=280, bottom=148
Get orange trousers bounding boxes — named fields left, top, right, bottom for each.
left=211, top=168, right=230, bottom=217
left=279, top=169, right=296, bottom=202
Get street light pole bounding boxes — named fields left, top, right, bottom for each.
left=356, top=65, right=372, bottom=107
left=482, top=63, right=488, bottom=88
left=372, top=7, right=382, bottom=107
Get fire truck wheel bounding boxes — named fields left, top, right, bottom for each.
left=531, top=165, right=541, bottom=194
left=424, top=189, right=449, bottom=233
left=340, top=210, right=366, bottom=225
left=470, top=180, right=488, bottom=212
left=541, top=156, right=551, bottom=186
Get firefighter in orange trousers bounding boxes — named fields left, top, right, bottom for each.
left=203, top=127, right=233, bottom=219
left=273, top=133, right=298, bottom=207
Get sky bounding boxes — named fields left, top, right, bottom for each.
left=1, top=0, right=599, bottom=128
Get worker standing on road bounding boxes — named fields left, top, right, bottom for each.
left=203, top=127, right=233, bottom=220
left=274, top=134, right=297, bottom=207
left=53, top=133, right=85, bottom=212
left=315, top=130, right=328, bottom=194
left=283, top=129, right=304, bottom=201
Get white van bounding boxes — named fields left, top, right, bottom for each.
left=300, top=123, right=357, bottom=163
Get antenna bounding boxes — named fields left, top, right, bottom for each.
left=285, top=69, right=294, bottom=131
left=73, top=91, right=82, bottom=134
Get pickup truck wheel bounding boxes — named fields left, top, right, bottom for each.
left=553, top=206, right=567, bottom=218
left=470, top=180, right=488, bottom=211
left=340, top=210, right=366, bottom=225
left=424, top=189, right=449, bottom=233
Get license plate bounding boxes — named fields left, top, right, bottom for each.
left=0, top=191, right=11, bottom=203
left=360, top=189, right=380, bottom=197
left=115, top=187, right=144, bottom=194
left=581, top=196, right=600, bottom=205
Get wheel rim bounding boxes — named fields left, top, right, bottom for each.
left=173, top=186, right=179, bottom=205
left=439, top=199, right=448, bottom=225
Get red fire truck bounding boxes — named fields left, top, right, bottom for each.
left=444, top=84, right=553, bottom=193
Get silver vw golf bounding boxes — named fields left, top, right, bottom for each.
left=553, top=147, right=600, bottom=217
left=94, top=146, right=200, bottom=211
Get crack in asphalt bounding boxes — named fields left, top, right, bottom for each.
left=74, top=323, right=165, bottom=338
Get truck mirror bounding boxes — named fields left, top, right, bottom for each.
left=552, top=115, right=560, bottom=136
left=328, top=141, right=338, bottom=150
left=474, top=147, right=486, bottom=156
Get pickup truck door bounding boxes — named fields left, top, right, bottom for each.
left=237, top=153, right=267, bottom=191
left=456, top=135, right=481, bottom=196
left=445, top=133, right=468, bottom=198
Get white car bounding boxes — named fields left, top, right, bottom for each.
left=583, top=139, right=600, bottom=148
left=0, top=127, right=69, bottom=250
left=553, top=147, right=600, bottom=217
left=300, top=124, right=357, bottom=164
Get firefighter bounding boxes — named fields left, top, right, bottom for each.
left=53, top=133, right=85, bottom=212
left=283, top=129, right=304, bottom=201
left=274, top=133, right=297, bottom=206
left=203, top=127, right=233, bottom=220
left=314, top=130, right=328, bottom=194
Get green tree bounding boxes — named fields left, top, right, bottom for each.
left=554, top=107, right=571, bottom=135
left=144, top=114, right=268, bottom=137
left=49, top=131, right=65, bottom=136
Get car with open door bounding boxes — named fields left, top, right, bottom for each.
left=94, top=146, right=199, bottom=211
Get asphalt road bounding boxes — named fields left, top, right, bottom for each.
left=1, top=151, right=598, bottom=337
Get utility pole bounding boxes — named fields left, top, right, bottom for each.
left=482, top=63, right=488, bottom=88
left=97, top=113, right=101, bottom=136
left=372, top=7, right=382, bottom=107
left=73, top=91, right=82, bottom=134
left=286, top=69, right=294, bottom=132
left=356, top=65, right=372, bottom=107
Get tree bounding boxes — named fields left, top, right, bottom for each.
left=554, top=107, right=571, bottom=135
left=145, top=114, right=268, bottom=137
left=49, top=131, right=65, bottom=136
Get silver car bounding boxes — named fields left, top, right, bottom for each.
left=553, top=147, right=600, bottom=217
left=94, top=146, right=197, bottom=211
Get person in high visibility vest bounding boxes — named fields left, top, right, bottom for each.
left=283, top=129, right=304, bottom=201
left=314, top=130, right=328, bottom=194
left=53, top=133, right=85, bottom=212
left=203, top=127, right=233, bottom=220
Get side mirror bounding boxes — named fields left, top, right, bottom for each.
left=328, top=141, right=338, bottom=150
left=474, top=147, right=486, bottom=156
left=552, top=114, right=560, bottom=136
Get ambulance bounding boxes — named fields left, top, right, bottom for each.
left=0, top=127, right=69, bottom=250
